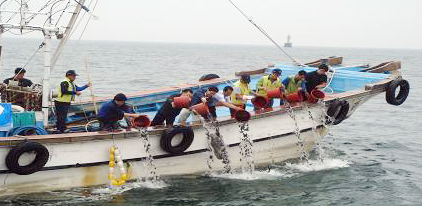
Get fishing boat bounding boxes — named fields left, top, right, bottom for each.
left=0, top=0, right=410, bottom=197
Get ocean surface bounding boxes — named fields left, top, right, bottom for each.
left=0, top=39, right=421, bottom=205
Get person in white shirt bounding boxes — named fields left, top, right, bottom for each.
left=208, top=86, right=243, bottom=118
left=178, top=86, right=243, bottom=125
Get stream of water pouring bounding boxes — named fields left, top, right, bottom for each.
left=139, top=128, right=159, bottom=182
left=284, top=101, right=309, bottom=162
left=302, top=98, right=335, bottom=162
left=302, top=101, right=324, bottom=161
left=238, top=122, right=255, bottom=174
left=201, top=115, right=232, bottom=173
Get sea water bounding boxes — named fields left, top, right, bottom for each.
left=1, top=39, right=421, bottom=205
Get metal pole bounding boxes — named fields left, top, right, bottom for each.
left=0, top=4, right=3, bottom=80
left=42, top=25, right=52, bottom=127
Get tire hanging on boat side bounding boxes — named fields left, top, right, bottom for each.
left=5, top=141, right=49, bottom=175
left=160, top=126, right=194, bottom=155
left=386, top=79, right=409, bottom=106
left=326, top=100, right=350, bottom=125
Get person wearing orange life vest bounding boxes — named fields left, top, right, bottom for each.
left=255, top=69, right=284, bottom=108
left=54, top=70, right=91, bottom=133
left=230, top=75, right=252, bottom=117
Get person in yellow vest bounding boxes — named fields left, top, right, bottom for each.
left=255, top=69, right=284, bottom=108
left=282, top=70, right=307, bottom=95
left=54, top=70, right=91, bottom=133
left=230, top=74, right=252, bottom=117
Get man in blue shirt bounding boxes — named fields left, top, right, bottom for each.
left=97, top=93, right=142, bottom=131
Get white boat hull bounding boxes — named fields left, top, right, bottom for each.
left=0, top=104, right=330, bottom=196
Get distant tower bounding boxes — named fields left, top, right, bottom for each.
left=284, top=35, right=292, bottom=48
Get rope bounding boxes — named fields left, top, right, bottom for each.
left=21, top=42, right=45, bottom=69
left=321, top=67, right=336, bottom=94
left=54, top=0, right=71, bottom=26
left=72, top=0, right=98, bottom=51
left=227, top=0, right=303, bottom=66
left=6, top=126, right=47, bottom=136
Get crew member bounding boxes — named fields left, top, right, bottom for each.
left=97, top=93, right=142, bottom=131
left=305, top=64, right=328, bottom=92
left=208, top=86, right=243, bottom=118
left=282, top=70, right=307, bottom=95
left=54, top=70, right=90, bottom=133
left=178, top=86, right=219, bottom=126
left=230, top=74, right=252, bottom=117
left=3, top=68, right=33, bottom=87
left=255, top=69, right=283, bottom=108
left=150, top=89, right=193, bottom=127
left=2, top=68, right=34, bottom=108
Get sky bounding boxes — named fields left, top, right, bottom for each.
left=4, top=0, right=422, bottom=49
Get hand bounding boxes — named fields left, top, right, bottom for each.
left=201, top=97, right=207, bottom=103
left=135, top=114, right=142, bottom=118
left=87, top=82, right=92, bottom=87
left=234, top=106, right=244, bottom=111
left=76, top=91, right=81, bottom=96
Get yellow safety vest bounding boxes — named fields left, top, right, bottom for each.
left=231, top=80, right=251, bottom=105
left=256, top=75, right=281, bottom=96
left=56, top=77, right=75, bottom=103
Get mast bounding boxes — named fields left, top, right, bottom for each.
left=0, top=0, right=88, bottom=127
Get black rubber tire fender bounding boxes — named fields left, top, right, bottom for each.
left=199, top=74, right=220, bottom=81
left=326, top=100, right=350, bottom=125
left=5, top=142, right=49, bottom=175
left=386, top=79, right=410, bottom=106
left=160, top=126, right=194, bottom=155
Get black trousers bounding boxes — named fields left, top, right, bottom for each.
left=55, top=101, right=70, bottom=133
left=151, top=107, right=181, bottom=126
left=98, top=118, right=119, bottom=130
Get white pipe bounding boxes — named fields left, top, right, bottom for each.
left=0, top=9, right=3, bottom=82
left=42, top=25, right=52, bottom=127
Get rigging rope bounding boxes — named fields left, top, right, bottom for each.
left=227, top=0, right=303, bottom=66
left=72, top=0, right=98, bottom=51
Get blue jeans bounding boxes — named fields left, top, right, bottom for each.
left=55, top=101, right=70, bottom=133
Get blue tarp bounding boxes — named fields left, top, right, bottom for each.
left=0, top=103, right=13, bottom=132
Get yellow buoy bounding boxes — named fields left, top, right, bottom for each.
left=108, top=146, right=127, bottom=186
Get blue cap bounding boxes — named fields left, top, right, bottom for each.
left=272, top=68, right=282, bottom=75
left=65, top=70, right=78, bottom=76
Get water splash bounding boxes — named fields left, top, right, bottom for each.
left=139, top=128, right=160, bottom=182
left=284, top=101, right=309, bottom=161
left=285, top=158, right=350, bottom=172
left=40, top=180, right=168, bottom=206
left=302, top=101, right=325, bottom=161
left=238, top=122, right=254, bottom=174
left=201, top=116, right=232, bottom=173
left=209, top=168, right=295, bottom=181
